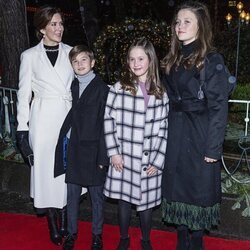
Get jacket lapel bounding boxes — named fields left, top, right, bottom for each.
left=54, top=43, right=72, bottom=88
left=75, top=76, right=97, bottom=106
left=37, top=41, right=54, bottom=72
left=71, top=78, right=80, bottom=107
left=36, top=41, right=73, bottom=93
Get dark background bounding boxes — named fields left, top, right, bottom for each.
left=1, top=0, right=250, bottom=87
left=25, top=0, right=238, bottom=46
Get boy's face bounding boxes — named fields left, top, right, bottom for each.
left=71, top=52, right=95, bottom=76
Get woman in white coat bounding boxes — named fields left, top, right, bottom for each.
left=16, top=6, right=74, bottom=246
left=104, top=38, right=169, bottom=250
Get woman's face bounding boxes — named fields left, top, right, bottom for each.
left=128, top=47, right=150, bottom=83
left=175, top=9, right=198, bottom=45
left=41, top=13, right=64, bottom=46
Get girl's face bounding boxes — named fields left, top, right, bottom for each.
left=175, top=9, right=198, bottom=45
left=128, top=47, right=150, bottom=83
left=41, top=13, right=64, bottom=46
left=71, top=52, right=95, bottom=76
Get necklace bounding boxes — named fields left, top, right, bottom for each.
left=44, top=48, right=59, bottom=52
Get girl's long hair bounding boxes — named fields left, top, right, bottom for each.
left=162, top=1, right=215, bottom=74
left=120, top=37, right=164, bottom=99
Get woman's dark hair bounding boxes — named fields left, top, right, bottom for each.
left=120, top=37, right=164, bottom=99
left=33, top=6, right=64, bottom=40
left=162, top=1, right=215, bottom=74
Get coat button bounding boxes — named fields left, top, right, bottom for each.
left=143, top=167, right=147, bottom=171
left=144, top=152, right=149, bottom=156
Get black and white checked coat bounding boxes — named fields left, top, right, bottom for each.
left=104, top=82, right=169, bottom=211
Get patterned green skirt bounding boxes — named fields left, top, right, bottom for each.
left=162, top=199, right=220, bottom=231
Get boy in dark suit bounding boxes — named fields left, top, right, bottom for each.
left=54, top=45, right=109, bottom=250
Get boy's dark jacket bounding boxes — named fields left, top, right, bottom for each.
left=54, top=75, right=109, bottom=186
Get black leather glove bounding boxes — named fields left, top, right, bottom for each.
left=16, top=131, right=34, bottom=166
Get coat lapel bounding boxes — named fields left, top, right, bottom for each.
left=54, top=43, right=73, bottom=88
left=37, top=41, right=54, bottom=73
left=76, top=76, right=98, bottom=106
left=36, top=41, right=73, bottom=94
left=71, top=78, right=80, bottom=107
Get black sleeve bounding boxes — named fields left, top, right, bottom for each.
left=97, top=85, right=110, bottom=166
left=204, top=53, right=229, bottom=159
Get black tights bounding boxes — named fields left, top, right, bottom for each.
left=192, top=229, right=204, bottom=238
left=177, top=224, right=204, bottom=238
left=118, top=200, right=131, bottom=239
left=118, top=200, right=152, bottom=241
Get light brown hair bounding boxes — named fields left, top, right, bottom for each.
left=69, top=45, right=95, bottom=63
left=120, top=37, right=164, bottom=99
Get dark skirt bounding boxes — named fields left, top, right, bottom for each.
left=162, top=199, right=220, bottom=231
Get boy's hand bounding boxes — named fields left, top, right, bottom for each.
left=146, top=165, right=157, bottom=176
left=111, top=155, right=124, bottom=172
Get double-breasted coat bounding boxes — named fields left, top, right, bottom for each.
left=104, top=82, right=169, bottom=211
left=54, top=76, right=109, bottom=186
left=17, top=41, right=74, bottom=209
left=162, top=52, right=229, bottom=207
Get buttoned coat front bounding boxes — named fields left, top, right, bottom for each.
left=17, top=40, right=75, bottom=209
left=161, top=53, right=229, bottom=207
left=54, top=76, right=110, bottom=186
left=104, top=82, right=169, bottom=211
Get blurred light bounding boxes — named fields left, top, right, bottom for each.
left=226, top=13, right=233, bottom=24
left=236, top=1, right=244, bottom=13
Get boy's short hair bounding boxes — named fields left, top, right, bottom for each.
left=69, top=45, right=95, bottom=62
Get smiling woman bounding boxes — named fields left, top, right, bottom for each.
left=39, top=13, right=64, bottom=46
left=15, top=5, right=77, bottom=247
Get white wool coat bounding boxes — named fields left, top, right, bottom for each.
left=16, top=41, right=86, bottom=209
left=104, top=82, right=169, bottom=211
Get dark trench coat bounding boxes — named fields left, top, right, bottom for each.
left=54, top=75, right=109, bottom=186
left=162, top=53, right=229, bottom=207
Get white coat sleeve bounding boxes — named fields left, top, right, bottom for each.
left=17, top=51, right=33, bottom=131
left=104, top=86, right=121, bottom=157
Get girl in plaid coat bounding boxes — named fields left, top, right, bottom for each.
left=104, top=38, right=169, bottom=250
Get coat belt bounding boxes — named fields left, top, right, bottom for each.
left=34, top=94, right=72, bottom=101
left=170, top=100, right=206, bottom=112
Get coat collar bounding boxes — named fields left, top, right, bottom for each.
left=35, top=40, right=73, bottom=93
left=72, top=75, right=101, bottom=106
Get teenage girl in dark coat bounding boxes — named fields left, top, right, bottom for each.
left=161, top=1, right=229, bottom=249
